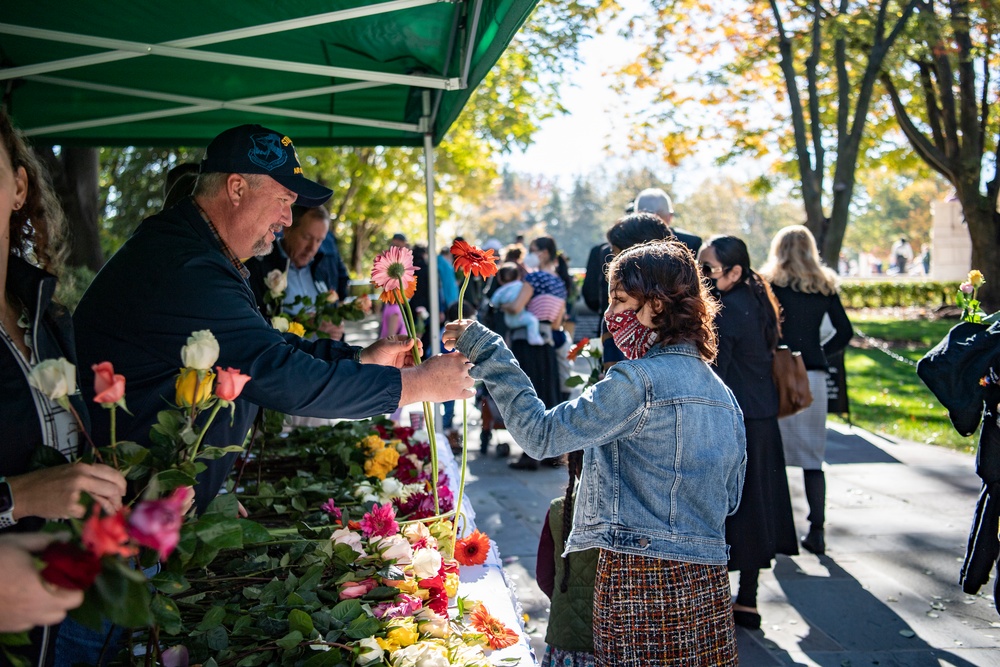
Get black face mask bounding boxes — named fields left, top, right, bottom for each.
left=707, top=278, right=721, bottom=299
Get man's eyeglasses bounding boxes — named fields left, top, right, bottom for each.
left=701, top=263, right=725, bottom=276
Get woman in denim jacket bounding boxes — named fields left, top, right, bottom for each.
left=446, top=240, right=746, bottom=665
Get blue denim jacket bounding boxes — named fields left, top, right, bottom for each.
left=458, top=322, right=746, bottom=565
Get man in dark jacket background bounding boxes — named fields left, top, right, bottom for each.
left=247, top=205, right=350, bottom=340
left=74, top=124, right=474, bottom=513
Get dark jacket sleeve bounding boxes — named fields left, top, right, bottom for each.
left=536, top=508, right=556, bottom=600
left=582, top=244, right=611, bottom=313
left=822, top=293, right=854, bottom=358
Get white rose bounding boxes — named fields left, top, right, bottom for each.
left=373, top=534, right=412, bottom=565
left=28, top=358, right=77, bottom=401
left=411, top=428, right=429, bottom=443
left=379, top=477, right=405, bottom=502
left=355, top=637, right=384, bottom=666
left=181, top=330, right=220, bottom=369
left=353, top=481, right=379, bottom=504
left=326, top=290, right=339, bottom=304
left=410, top=548, right=442, bottom=579
left=392, top=642, right=449, bottom=667
left=271, top=316, right=290, bottom=333
left=331, top=527, right=365, bottom=558
left=415, top=608, right=450, bottom=640
left=402, top=522, right=434, bottom=547
left=265, top=269, right=287, bottom=298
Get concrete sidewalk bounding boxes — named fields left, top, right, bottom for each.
left=458, top=416, right=999, bottom=666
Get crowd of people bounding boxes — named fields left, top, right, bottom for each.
left=2, top=104, right=857, bottom=666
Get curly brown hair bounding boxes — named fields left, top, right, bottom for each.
left=1, top=109, right=66, bottom=273
left=608, top=240, right=719, bottom=361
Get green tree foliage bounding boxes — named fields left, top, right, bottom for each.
left=558, top=177, right=606, bottom=266
left=879, top=0, right=1000, bottom=306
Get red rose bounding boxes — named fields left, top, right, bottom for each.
left=214, top=366, right=251, bottom=401
left=39, top=541, right=103, bottom=591
left=91, top=361, right=125, bottom=405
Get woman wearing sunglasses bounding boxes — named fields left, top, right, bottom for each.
left=699, top=235, right=798, bottom=630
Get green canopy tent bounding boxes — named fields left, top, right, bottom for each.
left=1, top=0, right=537, bottom=347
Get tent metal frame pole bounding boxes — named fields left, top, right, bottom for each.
left=423, top=91, right=440, bottom=360
left=0, top=0, right=448, bottom=81
left=459, top=0, right=485, bottom=88
left=23, top=76, right=418, bottom=136
left=0, top=24, right=462, bottom=90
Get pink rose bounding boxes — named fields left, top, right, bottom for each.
left=960, top=282, right=974, bottom=294
left=214, top=367, right=251, bottom=401
left=338, top=578, right=377, bottom=600
left=127, top=487, right=193, bottom=559
left=91, top=361, right=125, bottom=405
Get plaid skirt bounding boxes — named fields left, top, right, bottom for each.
left=592, top=550, right=737, bottom=666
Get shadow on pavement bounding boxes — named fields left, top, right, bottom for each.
left=760, top=556, right=983, bottom=667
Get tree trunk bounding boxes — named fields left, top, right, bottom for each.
left=964, top=205, right=1000, bottom=312
left=39, top=146, right=103, bottom=271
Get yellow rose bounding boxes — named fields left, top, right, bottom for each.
left=287, top=321, right=306, bottom=337
left=969, top=270, right=985, bottom=288
left=386, top=619, right=419, bottom=647
left=375, top=637, right=398, bottom=654
left=175, top=368, right=215, bottom=407
left=385, top=578, right=419, bottom=594
left=359, top=434, right=384, bottom=453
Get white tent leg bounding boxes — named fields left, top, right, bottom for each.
left=423, top=92, right=443, bottom=430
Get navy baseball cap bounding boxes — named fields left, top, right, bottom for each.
left=200, top=124, right=333, bottom=207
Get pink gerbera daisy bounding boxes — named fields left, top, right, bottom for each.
left=371, top=246, right=418, bottom=295
left=359, top=502, right=399, bottom=538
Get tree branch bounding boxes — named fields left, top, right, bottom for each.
left=918, top=62, right=947, bottom=148
left=880, top=72, right=956, bottom=182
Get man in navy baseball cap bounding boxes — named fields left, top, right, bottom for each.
left=200, top=124, right=333, bottom=207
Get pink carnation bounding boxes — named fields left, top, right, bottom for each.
left=320, top=498, right=342, bottom=523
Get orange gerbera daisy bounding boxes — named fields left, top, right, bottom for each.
left=566, top=338, right=590, bottom=362
left=378, top=276, right=418, bottom=304
left=451, top=240, right=498, bottom=278
left=454, top=529, right=490, bottom=566
left=470, top=604, right=518, bottom=649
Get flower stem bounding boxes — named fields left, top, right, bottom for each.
left=63, top=400, right=104, bottom=464
left=108, top=405, right=119, bottom=468
left=395, top=289, right=440, bottom=515
left=452, top=274, right=472, bottom=544
left=188, top=400, right=224, bottom=463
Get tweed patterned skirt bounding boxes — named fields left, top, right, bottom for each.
left=592, top=550, right=737, bottom=666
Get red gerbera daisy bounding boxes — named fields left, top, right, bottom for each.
left=470, top=604, right=519, bottom=649
left=566, top=338, right=590, bottom=362
left=451, top=240, right=498, bottom=278
left=454, top=529, right=491, bottom=566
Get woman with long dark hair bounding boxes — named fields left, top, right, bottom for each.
left=700, top=235, right=798, bottom=629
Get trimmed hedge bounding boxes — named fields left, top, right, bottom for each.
left=838, top=280, right=960, bottom=309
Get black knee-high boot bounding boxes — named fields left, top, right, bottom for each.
left=802, top=469, right=826, bottom=554
left=733, top=569, right=762, bottom=629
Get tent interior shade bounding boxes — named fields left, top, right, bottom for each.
left=0, top=0, right=536, bottom=147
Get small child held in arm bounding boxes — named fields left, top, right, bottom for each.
left=491, top=263, right=545, bottom=346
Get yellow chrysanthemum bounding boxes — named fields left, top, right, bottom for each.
left=357, top=434, right=384, bottom=453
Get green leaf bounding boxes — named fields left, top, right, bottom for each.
left=150, top=570, right=190, bottom=594
left=231, top=614, right=253, bottom=636
left=302, top=648, right=345, bottom=667
left=196, top=605, right=226, bottom=633
left=154, top=468, right=198, bottom=490
left=197, top=445, right=246, bottom=460
left=193, top=515, right=244, bottom=549
left=329, top=599, right=362, bottom=623
left=205, top=625, right=229, bottom=651
left=0, top=633, right=31, bottom=647
left=288, top=609, right=315, bottom=636
left=291, top=496, right=308, bottom=512
left=344, top=615, right=380, bottom=640
left=205, top=493, right=239, bottom=518
left=239, top=519, right=272, bottom=544
left=276, top=630, right=304, bottom=650
left=151, top=594, right=183, bottom=635
left=286, top=592, right=306, bottom=606
left=93, top=566, right=152, bottom=627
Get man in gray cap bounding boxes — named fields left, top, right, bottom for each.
left=74, top=124, right=475, bottom=515
left=633, top=187, right=701, bottom=256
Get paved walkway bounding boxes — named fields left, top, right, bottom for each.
left=457, top=417, right=999, bottom=666
left=344, top=319, right=1000, bottom=665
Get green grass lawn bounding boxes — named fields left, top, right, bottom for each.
left=834, top=312, right=978, bottom=454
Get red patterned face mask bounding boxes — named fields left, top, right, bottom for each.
left=604, top=308, right=658, bottom=360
